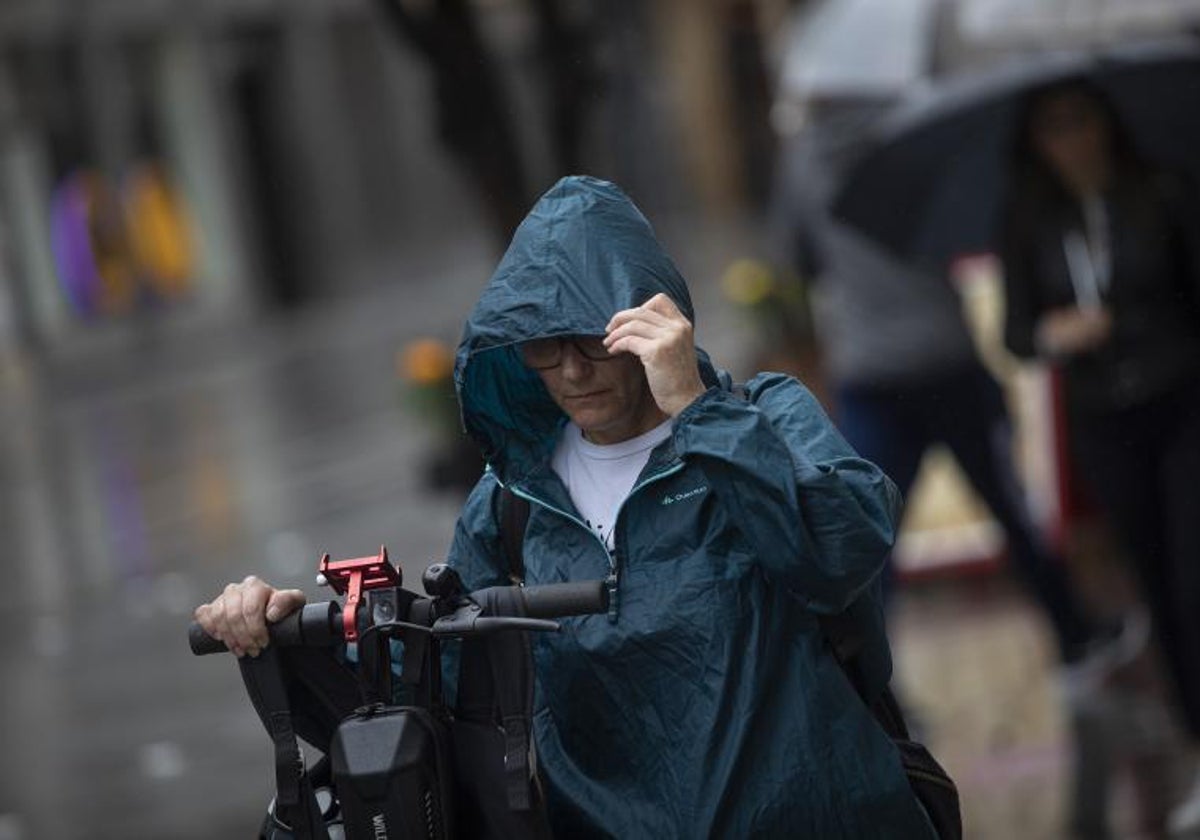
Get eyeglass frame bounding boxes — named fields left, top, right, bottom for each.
left=519, top=335, right=616, bottom=370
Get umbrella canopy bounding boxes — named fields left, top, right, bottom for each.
left=829, top=38, right=1200, bottom=269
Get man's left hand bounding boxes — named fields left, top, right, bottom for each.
left=605, top=293, right=707, bottom=417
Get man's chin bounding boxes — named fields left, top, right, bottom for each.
left=568, top=409, right=613, bottom=433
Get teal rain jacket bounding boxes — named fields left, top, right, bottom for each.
left=449, top=176, right=934, bottom=838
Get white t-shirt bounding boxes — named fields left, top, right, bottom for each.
left=550, top=419, right=674, bottom=550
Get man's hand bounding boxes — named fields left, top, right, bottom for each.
left=193, top=576, right=306, bottom=658
left=604, top=293, right=707, bottom=417
left=1035, top=306, right=1113, bottom=358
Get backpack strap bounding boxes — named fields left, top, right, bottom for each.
left=492, top=488, right=540, bottom=809
left=474, top=585, right=537, bottom=810
left=499, top=486, right=531, bottom=584
left=816, top=609, right=871, bottom=697
left=239, top=649, right=333, bottom=840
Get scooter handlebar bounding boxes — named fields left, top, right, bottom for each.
left=189, top=579, right=609, bottom=655
left=188, top=601, right=340, bottom=656
left=517, top=580, right=609, bottom=619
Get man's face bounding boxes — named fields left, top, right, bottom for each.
left=524, top=337, right=666, bottom=445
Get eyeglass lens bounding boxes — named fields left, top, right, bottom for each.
left=521, top=336, right=612, bottom=369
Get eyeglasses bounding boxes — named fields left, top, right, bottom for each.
left=519, top=335, right=614, bottom=370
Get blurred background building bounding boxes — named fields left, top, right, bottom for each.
left=0, top=0, right=790, bottom=358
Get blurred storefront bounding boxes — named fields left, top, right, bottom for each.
left=0, top=0, right=399, bottom=350
left=0, top=0, right=789, bottom=365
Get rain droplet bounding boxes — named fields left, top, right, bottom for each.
left=139, top=740, right=187, bottom=780
left=154, top=572, right=196, bottom=616
left=266, top=530, right=312, bottom=578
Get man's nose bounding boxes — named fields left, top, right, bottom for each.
left=558, top=343, right=593, bottom=380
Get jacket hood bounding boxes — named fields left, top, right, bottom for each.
left=455, top=176, right=712, bottom=484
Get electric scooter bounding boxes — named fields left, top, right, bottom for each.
left=189, top=547, right=607, bottom=840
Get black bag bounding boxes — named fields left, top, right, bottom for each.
left=822, top=608, right=962, bottom=840
left=330, top=703, right=456, bottom=839
left=238, top=589, right=549, bottom=840
left=239, top=614, right=456, bottom=840
left=498, top=487, right=962, bottom=840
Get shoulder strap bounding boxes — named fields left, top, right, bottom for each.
left=496, top=486, right=535, bottom=808
left=473, top=586, right=537, bottom=810
left=239, top=650, right=333, bottom=840
left=452, top=486, right=536, bottom=812
left=499, top=487, right=531, bottom=583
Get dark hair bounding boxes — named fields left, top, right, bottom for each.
left=1008, top=77, right=1148, bottom=211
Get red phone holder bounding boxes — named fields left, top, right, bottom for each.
left=318, top=546, right=401, bottom=643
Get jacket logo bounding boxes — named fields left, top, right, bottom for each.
left=662, top=486, right=708, bottom=506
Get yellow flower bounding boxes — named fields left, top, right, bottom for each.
left=720, top=259, right=775, bottom=306
left=398, top=338, right=455, bottom=385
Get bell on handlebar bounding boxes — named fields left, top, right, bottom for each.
left=422, top=563, right=464, bottom=599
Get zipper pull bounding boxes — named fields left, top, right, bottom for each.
left=605, top=572, right=619, bottom=624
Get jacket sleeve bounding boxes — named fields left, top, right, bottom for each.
left=1000, top=202, right=1045, bottom=359
left=445, top=470, right=510, bottom=590
left=671, top=373, right=901, bottom=614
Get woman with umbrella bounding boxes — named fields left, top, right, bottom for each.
left=830, top=39, right=1200, bottom=833
left=1001, top=76, right=1200, bottom=833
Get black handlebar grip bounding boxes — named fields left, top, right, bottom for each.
left=188, top=602, right=339, bottom=656
left=189, top=622, right=227, bottom=656
left=471, top=616, right=561, bottom=634
left=520, top=581, right=609, bottom=619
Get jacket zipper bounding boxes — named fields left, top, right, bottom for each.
left=508, top=461, right=685, bottom=623
left=606, top=462, right=685, bottom=622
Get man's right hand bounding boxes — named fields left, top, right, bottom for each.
left=193, top=576, right=306, bottom=658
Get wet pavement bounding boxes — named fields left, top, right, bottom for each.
left=0, top=263, right=474, bottom=839
left=0, top=213, right=1180, bottom=838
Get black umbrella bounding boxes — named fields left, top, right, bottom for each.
left=829, top=39, right=1200, bottom=269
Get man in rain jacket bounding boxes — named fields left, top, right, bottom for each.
left=196, top=176, right=935, bottom=838
left=448, top=175, right=934, bottom=837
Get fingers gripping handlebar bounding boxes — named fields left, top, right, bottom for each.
left=188, top=601, right=340, bottom=656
